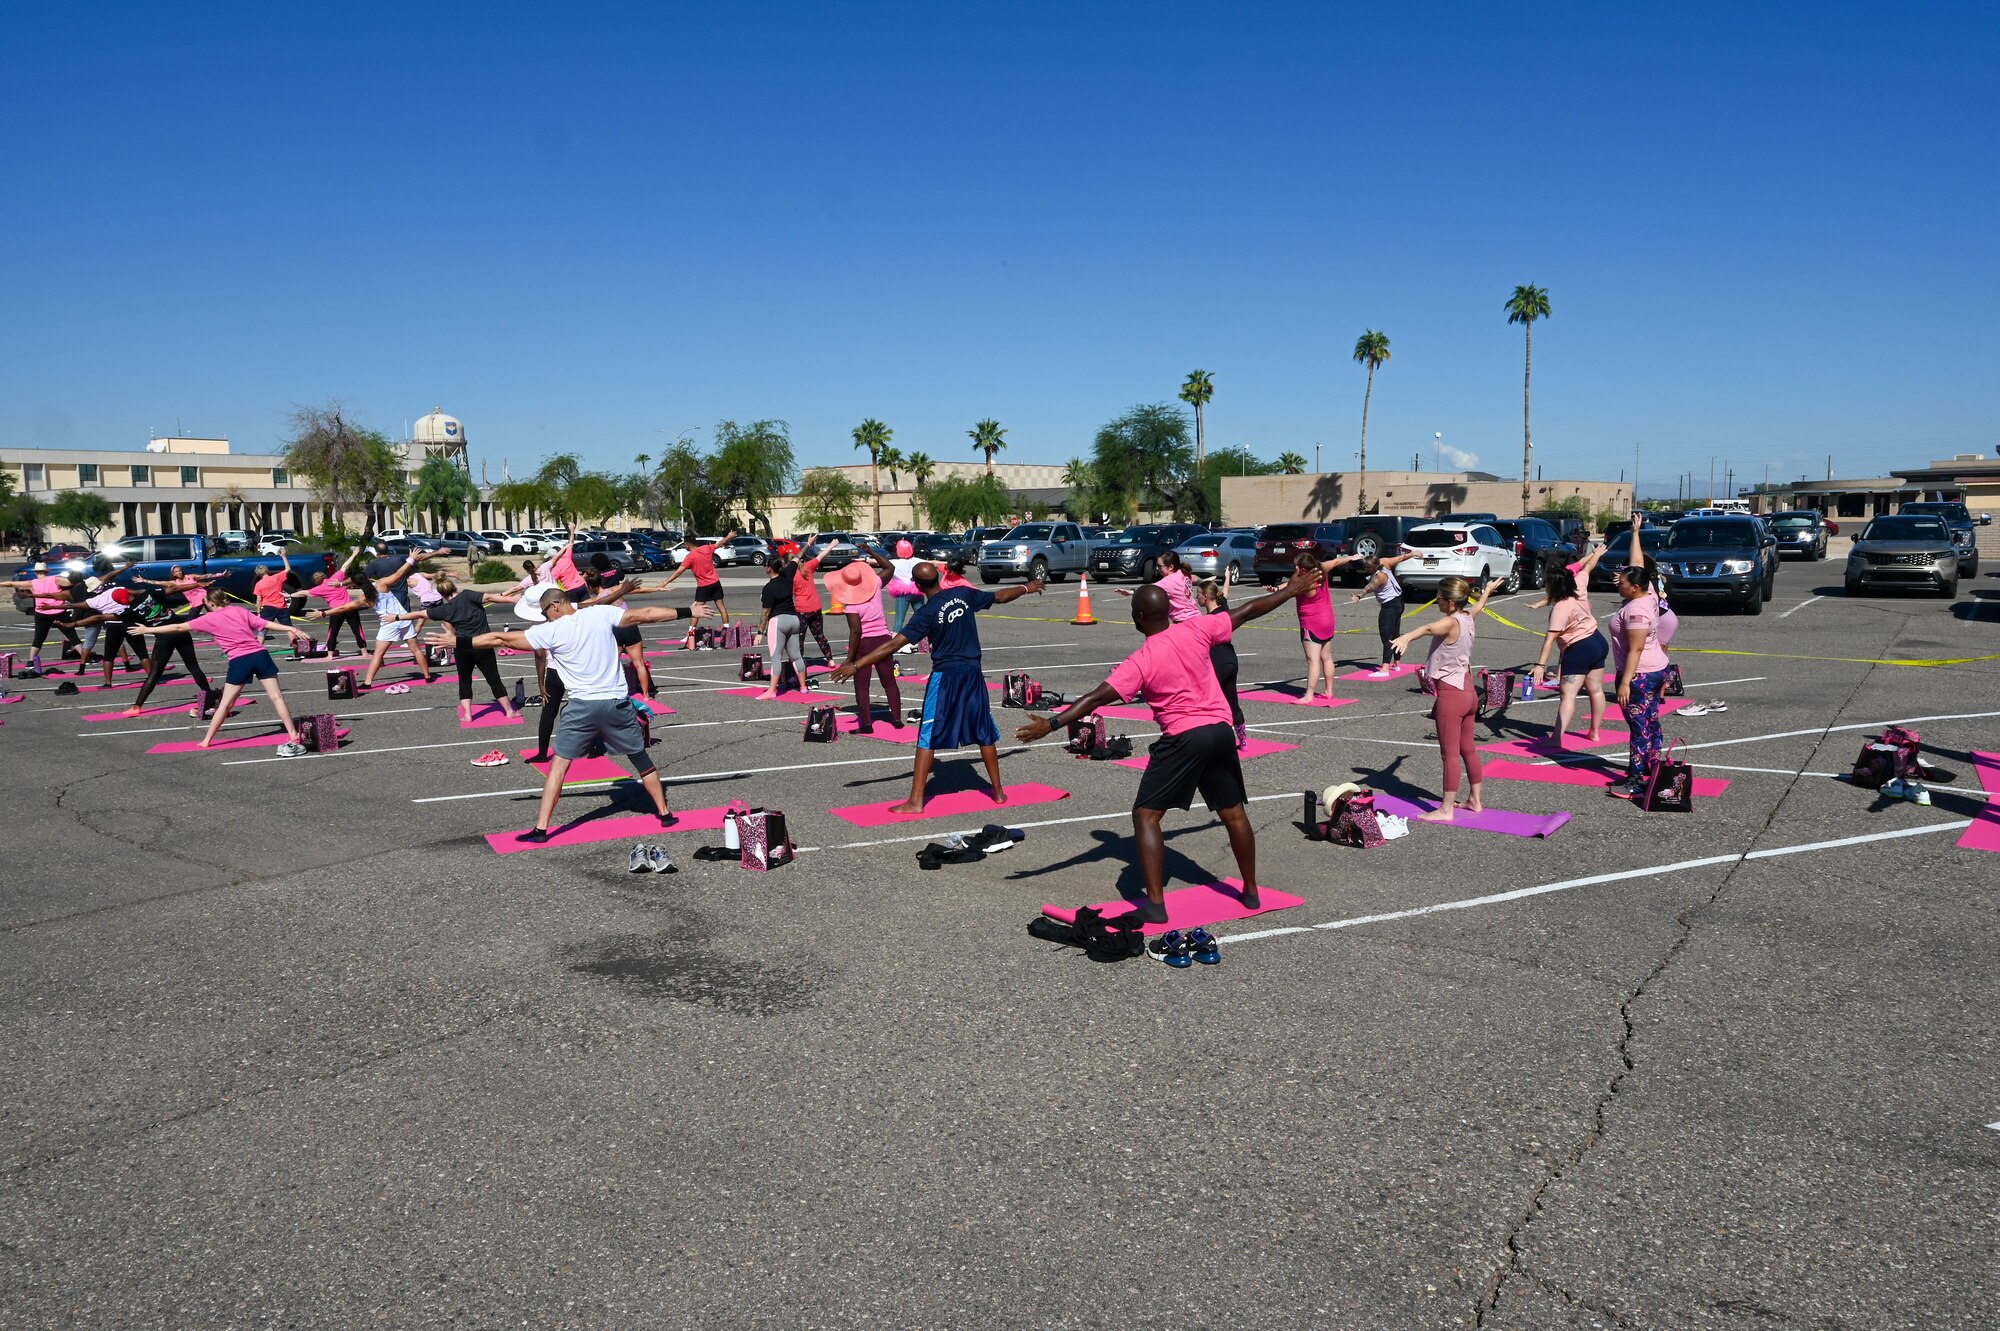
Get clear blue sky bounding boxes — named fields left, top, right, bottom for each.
left=4, top=2, right=1994, bottom=495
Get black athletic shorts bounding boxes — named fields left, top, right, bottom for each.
left=1133, top=721, right=1247, bottom=813
left=693, top=582, right=726, bottom=603
left=613, top=623, right=643, bottom=648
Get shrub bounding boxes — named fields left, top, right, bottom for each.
left=471, top=558, right=516, bottom=586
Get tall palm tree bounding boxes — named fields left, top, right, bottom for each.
left=880, top=444, right=905, bottom=493
left=1179, top=370, right=1215, bottom=470
left=1275, top=451, right=1308, bottom=475
left=969, top=419, right=1007, bottom=474
left=905, top=451, right=935, bottom=488
left=1060, top=456, right=1093, bottom=487
left=1505, top=285, right=1551, bottom=512
left=1352, top=330, right=1391, bottom=513
left=852, top=418, right=892, bottom=528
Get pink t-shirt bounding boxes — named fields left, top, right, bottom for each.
left=1156, top=569, right=1201, bottom=624
left=408, top=572, right=440, bottom=604
left=1105, top=614, right=1235, bottom=737
left=1549, top=595, right=1597, bottom=647
left=306, top=572, right=354, bottom=609
left=682, top=544, right=719, bottom=586
left=1424, top=611, right=1477, bottom=690
left=30, top=575, right=66, bottom=615
left=253, top=571, right=289, bottom=608
left=184, top=605, right=271, bottom=659
left=1296, top=581, right=1336, bottom=639
left=847, top=592, right=888, bottom=639
left=1608, top=595, right=1670, bottom=675
left=939, top=568, right=971, bottom=590
left=182, top=583, right=208, bottom=609
left=792, top=558, right=823, bottom=614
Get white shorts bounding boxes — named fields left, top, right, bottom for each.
left=375, top=593, right=417, bottom=642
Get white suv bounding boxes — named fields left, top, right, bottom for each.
left=1398, top=523, right=1521, bottom=594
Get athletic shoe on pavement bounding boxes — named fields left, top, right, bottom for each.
left=628, top=844, right=651, bottom=873
left=275, top=742, right=307, bottom=758
left=1153, top=930, right=1195, bottom=968
left=1188, top=928, right=1221, bottom=965
left=646, top=846, right=677, bottom=874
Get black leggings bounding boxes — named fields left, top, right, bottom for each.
left=132, top=631, right=212, bottom=709
left=32, top=613, right=78, bottom=656
left=1377, top=598, right=1405, bottom=664
left=324, top=608, right=367, bottom=652
left=1210, top=641, right=1244, bottom=726
left=536, top=671, right=567, bottom=755
left=799, top=609, right=833, bottom=660
left=455, top=643, right=506, bottom=702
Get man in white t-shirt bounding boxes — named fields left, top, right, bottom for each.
left=471, top=584, right=707, bottom=843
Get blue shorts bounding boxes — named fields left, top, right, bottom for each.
left=915, top=664, right=1000, bottom=751
left=226, top=650, right=280, bottom=686
left=1559, top=631, right=1610, bottom=676
left=258, top=605, right=292, bottom=624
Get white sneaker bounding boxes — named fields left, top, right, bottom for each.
left=1369, top=669, right=1391, bottom=679
left=276, top=741, right=307, bottom=758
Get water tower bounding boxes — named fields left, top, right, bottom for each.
left=412, top=406, right=468, bottom=471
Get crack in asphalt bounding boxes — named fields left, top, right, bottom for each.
left=1468, top=618, right=1901, bottom=1329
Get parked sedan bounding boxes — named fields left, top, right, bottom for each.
left=1396, top=523, right=1522, bottom=594
left=1844, top=516, right=1960, bottom=597
left=1766, top=511, right=1834, bottom=560
left=1175, top=530, right=1261, bottom=581
left=713, top=535, right=775, bottom=567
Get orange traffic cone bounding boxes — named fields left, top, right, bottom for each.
left=1071, top=573, right=1098, bottom=626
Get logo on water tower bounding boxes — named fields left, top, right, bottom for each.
left=445, top=422, right=458, bottom=437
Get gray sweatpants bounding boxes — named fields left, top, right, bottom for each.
left=768, top=614, right=806, bottom=690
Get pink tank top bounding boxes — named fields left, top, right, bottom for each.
left=1424, top=610, right=1477, bottom=690
left=1295, top=581, right=1336, bottom=638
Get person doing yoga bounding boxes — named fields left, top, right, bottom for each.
left=1527, top=560, right=1609, bottom=745
left=1346, top=552, right=1415, bottom=675
left=300, top=545, right=369, bottom=655
left=385, top=575, right=522, bottom=725
left=1014, top=566, right=1323, bottom=924
left=132, top=602, right=317, bottom=754
left=1390, top=575, right=1499, bottom=822
left=1293, top=549, right=1361, bottom=703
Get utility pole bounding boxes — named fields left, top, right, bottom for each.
left=1434, top=432, right=1441, bottom=471
left=1314, top=441, right=1322, bottom=473
left=1708, top=456, right=1716, bottom=505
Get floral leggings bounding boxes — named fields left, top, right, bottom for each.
left=1625, top=667, right=1670, bottom=780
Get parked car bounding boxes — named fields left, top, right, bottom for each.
left=980, top=521, right=1090, bottom=584
left=1765, top=511, right=1834, bottom=561
left=1434, top=512, right=1500, bottom=526
left=1337, top=515, right=1434, bottom=567
left=1896, top=502, right=1979, bottom=576
left=570, top=539, right=639, bottom=574
left=255, top=536, right=304, bottom=556
left=375, top=528, right=418, bottom=544
left=1254, top=522, right=1348, bottom=584
left=468, top=529, right=522, bottom=555
left=433, top=530, right=479, bottom=556
left=19, top=543, right=102, bottom=578
left=1588, top=528, right=1667, bottom=592
left=56, top=534, right=330, bottom=601
left=1843, top=515, right=1960, bottom=597
left=1089, top=523, right=1208, bottom=583
left=1491, top=518, right=1579, bottom=589
left=956, top=527, right=1012, bottom=564
left=1397, top=523, right=1522, bottom=595
left=911, top=532, right=962, bottom=561
left=713, top=535, right=775, bottom=567
left=805, top=532, right=870, bottom=570
left=1176, top=530, right=1261, bottom=580
left=380, top=535, right=445, bottom=559
left=1659, top=516, right=1778, bottom=614
left=1526, top=512, right=1592, bottom=548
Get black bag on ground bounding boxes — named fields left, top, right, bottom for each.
left=739, top=653, right=767, bottom=682
left=1639, top=741, right=1696, bottom=813
left=803, top=704, right=840, bottom=742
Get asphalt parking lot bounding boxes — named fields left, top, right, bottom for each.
left=2, top=564, right=1995, bottom=1329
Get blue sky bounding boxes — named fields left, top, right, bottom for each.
left=3, top=2, right=1994, bottom=495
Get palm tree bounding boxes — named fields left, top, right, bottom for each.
left=1276, top=452, right=1308, bottom=475
left=880, top=444, right=905, bottom=493
left=1180, top=370, right=1215, bottom=470
left=969, top=419, right=1006, bottom=474
left=1351, top=331, right=1391, bottom=513
left=1060, top=456, right=1092, bottom=487
left=905, top=451, right=935, bottom=488
left=852, top=418, right=892, bottom=528
left=1505, top=285, right=1551, bottom=512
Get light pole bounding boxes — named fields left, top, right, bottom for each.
left=1434, top=432, right=1442, bottom=471
left=657, top=426, right=700, bottom=535
left=1314, top=441, right=1321, bottom=473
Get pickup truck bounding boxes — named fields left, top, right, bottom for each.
left=978, top=521, right=1093, bottom=583
left=70, top=534, right=329, bottom=600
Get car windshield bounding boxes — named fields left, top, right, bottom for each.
left=1003, top=524, right=1056, bottom=540
left=1110, top=527, right=1164, bottom=544
left=1902, top=503, right=1968, bottom=520
left=1260, top=525, right=1311, bottom=543
left=1770, top=516, right=1815, bottom=529
left=1666, top=522, right=1757, bottom=550
left=1406, top=528, right=1469, bottom=548
left=1863, top=518, right=1949, bottom=541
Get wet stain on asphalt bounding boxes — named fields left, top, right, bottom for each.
left=563, top=930, right=817, bottom=1016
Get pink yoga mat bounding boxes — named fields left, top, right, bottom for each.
left=1094, top=704, right=1157, bottom=723
left=69, top=675, right=196, bottom=693
left=1339, top=664, right=1424, bottom=682
left=518, top=750, right=631, bottom=783
left=1114, top=737, right=1297, bottom=771
left=804, top=713, right=923, bottom=744
left=485, top=804, right=733, bottom=854
left=460, top=705, right=525, bottom=730
left=719, top=685, right=842, bottom=706
left=1957, top=753, right=2000, bottom=852
left=146, top=726, right=348, bottom=755
left=1370, top=792, right=1572, bottom=838
left=1238, top=688, right=1357, bottom=708
left=1480, top=729, right=1630, bottom=759
left=365, top=672, right=451, bottom=690
left=830, top=782, right=1070, bottom=827
left=1041, top=880, right=1306, bottom=937
left=86, top=698, right=257, bottom=722
left=1482, top=759, right=1729, bottom=797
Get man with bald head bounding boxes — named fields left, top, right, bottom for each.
left=831, top=561, right=1045, bottom=813
left=1016, top=566, right=1323, bottom=923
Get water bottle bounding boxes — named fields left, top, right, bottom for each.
left=1522, top=673, right=1537, bottom=702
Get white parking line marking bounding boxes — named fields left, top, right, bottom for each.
left=1779, top=596, right=1826, bottom=619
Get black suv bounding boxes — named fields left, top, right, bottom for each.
left=1492, top=518, right=1580, bottom=589
left=1659, top=516, right=1778, bottom=614
left=1090, top=523, right=1207, bottom=582
left=1897, top=502, right=1978, bottom=576
left=1254, top=522, right=1347, bottom=584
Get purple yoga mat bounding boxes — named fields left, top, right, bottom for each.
left=1370, top=792, right=1572, bottom=838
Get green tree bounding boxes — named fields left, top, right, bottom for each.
left=655, top=439, right=722, bottom=534
left=566, top=472, right=625, bottom=526
left=283, top=402, right=404, bottom=537
left=2, top=493, right=49, bottom=550
left=796, top=467, right=866, bottom=530
left=1179, top=370, right=1215, bottom=471
left=1352, top=330, right=1391, bottom=512
left=1276, top=451, right=1308, bottom=474
left=880, top=444, right=905, bottom=493
left=1194, top=450, right=1279, bottom=522
left=1505, top=284, right=1552, bottom=512
left=968, top=418, right=1007, bottom=474
left=490, top=479, right=550, bottom=529
left=710, top=420, right=797, bottom=536
left=852, top=418, right=892, bottom=529
left=922, top=473, right=1013, bottom=531
left=46, top=490, right=115, bottom=546
left=409, top=456, right=478, bottom=531
left=1091, top=403, right=1196, bottom=522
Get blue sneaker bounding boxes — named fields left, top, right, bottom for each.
left=1155, top=929, right=1194, bottom=968
left=1188, top=928, right=1221, bottom=965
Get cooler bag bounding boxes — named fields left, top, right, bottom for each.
left=803, top=705, right=840, bottom=742
left=300, top=713, right=342, bottom=753
left=739, top=810, right=794, bottom=871
left=1639, top=741, right=1695, bottom=812
left=1065, top=717, right=1110, bottom=759
left=1477, top=668, right=1516, bottom=713
left=290, top=636, right=326, bottom=660
left=326, top=668, right=357, bottom=700
left=1, top=651, right=13, bottom=678
left=1328, top=789, right=1387, bottom=848
left=739, top=653, right=768, bottom=682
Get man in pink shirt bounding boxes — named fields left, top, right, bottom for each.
left=1015, top=565, right=1322, bottom=923
left=660, top=528, right=737, bottom=623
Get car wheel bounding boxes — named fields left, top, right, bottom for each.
left=1139, top=558, right=1158, bottom=582
left=981, top=573, right=999, bottom=585
left=1227, top=561, right=1243, bottom=582
left=1499, top=562, right=1521, bottom=594
left=1844, top=576, right=1863, bottom=595
left=1352, top=534, right=1381, bottom=560
left=1029, top=557, right=1048, bottom=582
left=752, top=552, right=767, bottom=565
left=1939, top=578, right=1959, bottom=599
left=1743, top=589, right=1764, bottom=615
